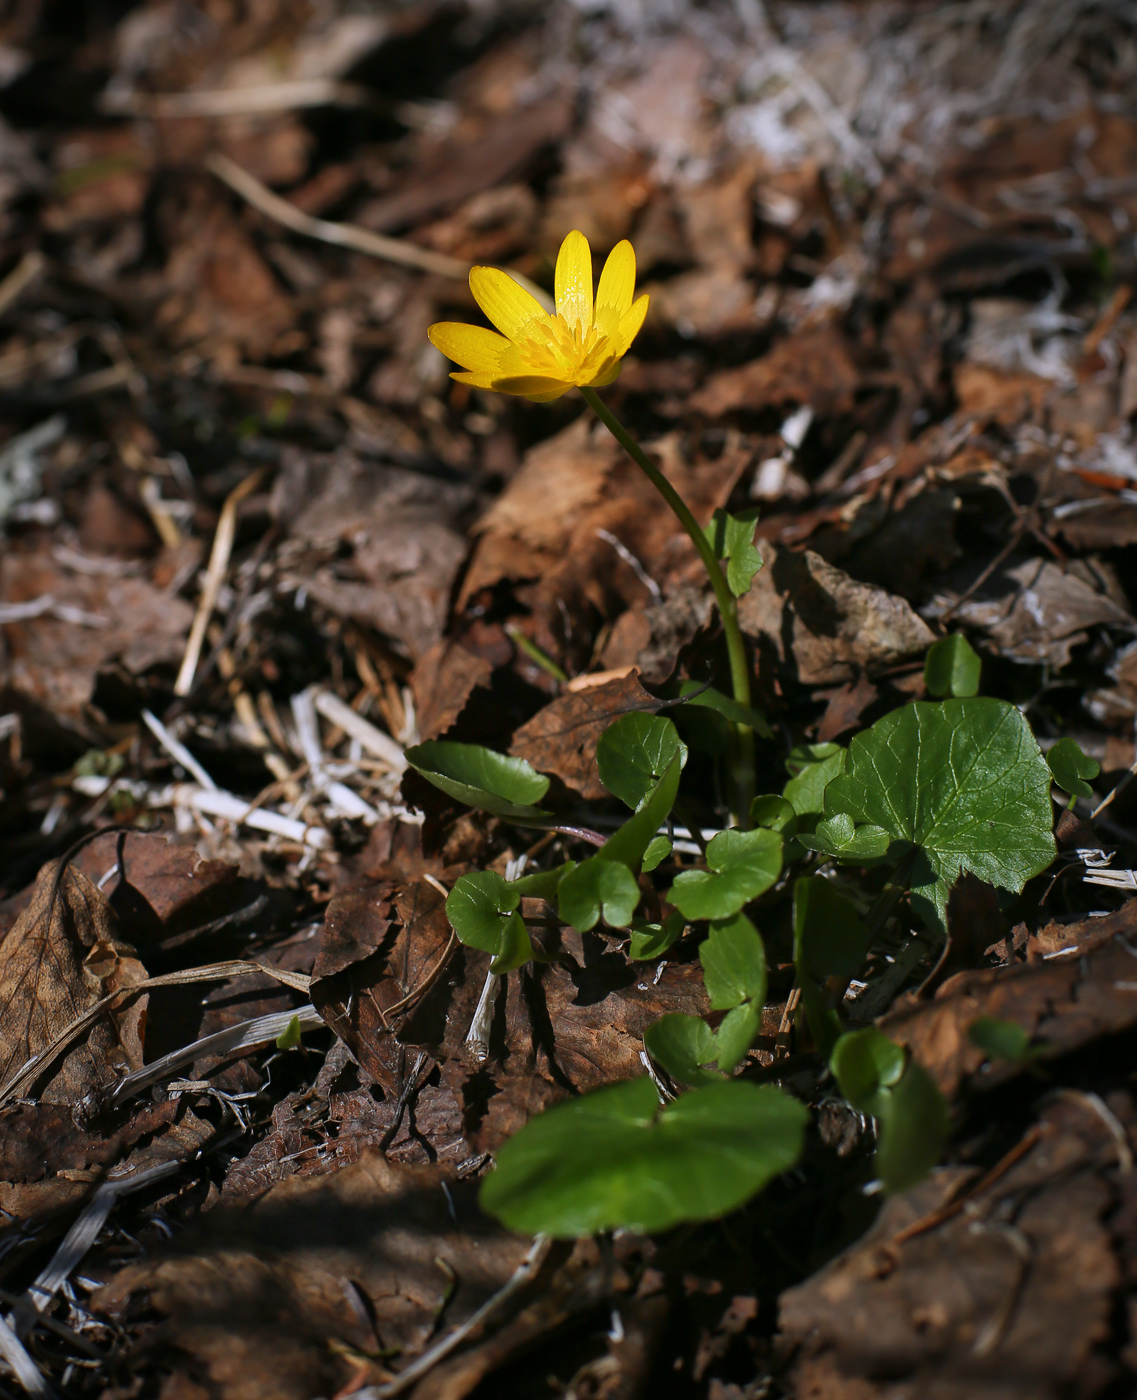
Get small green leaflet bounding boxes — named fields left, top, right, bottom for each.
left=445, top=863, right=572, bottom=973
left=628, top=911, right=686, bottom=960
left=275, top=1015, right=303, bottom=1050
left=1046, top=737, right=1100, bottom=801
left=822, top=699, right=1057, bottom=931
left=924, top=634, right=981, bottom=698
left=480, top=1076, right=808, bottom=1236
left=597, top=713, right=687, bottom=811
left=704, top=508, right=763, bottom=597
left=644, top=1014, right=721, bottom=1086
left=669, top=828, right=782, bottom=920
left=797, top=812, right=890, bottom=862
left=783, top=743, right=846, bottom=816
left=405, top=741, right=550, bottom=821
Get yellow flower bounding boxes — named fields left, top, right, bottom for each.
left=428, top=230, right=649, bottom=403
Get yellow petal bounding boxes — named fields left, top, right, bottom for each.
left=585, top=356, right=622, bottom=387
left=595, top=240, right=636, bottom=333
left=555, top=229, right=593, bottom=337
left=608, top=293, right=649, bottom=360
left=428, top=321, right=512, bottom=374
left=492, top=374, right=574, bottom=401
left=450, top=370, right=500, bottom=389
left=469, top=267, right=549, bottom=342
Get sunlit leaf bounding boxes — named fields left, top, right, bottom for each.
left=644, top=1013, right=721, bottom=1086
left=557, top=858, right=641, bottom=932
left=797, top=812, right=890, bottom=862
left=480, top=1076, right=808, bottom=1236
left=699, top=912, right=767, bottom=1010
left=405, top=741, right=550, bottom=820
left=784, top=743, right=846, bottom=816
left=628, top=912, right=686, bottom=960
left=669, top=828, right=782, bottom=920
left=714, top=1001, right=761, bottom=1071
left=924, top=633, right=981, bottom=698
left=597, top=712, right=687, bottom=811
left=705, top=508, right=763, bottom=597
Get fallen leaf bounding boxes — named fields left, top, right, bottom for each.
left=411, top=639, right=494, bottom=742
left=688, top=329, right=859, bottom=419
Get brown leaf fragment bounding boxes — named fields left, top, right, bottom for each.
left=815, top=675, right=879, bottom=743
left=688, top=329, right=859, bottom=419
left=738, top=543, right=935, bottom=686
left=880, top=900, right=1137, bottom=1101
left=0, top=860, right=147, bottom=1106
left=598, top=582, right=714, bottom=685
left=779, top=1100, right=1119, bottom=1399
left=311, top=880, right=452, bottom=1097
left=94, top=1151, right=532, bottom=1400
left=411, top=639, right=494, bottom=742
left=509, top=671, right=661, bottom=801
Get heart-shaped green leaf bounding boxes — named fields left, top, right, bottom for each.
left=797, top=812, right=891, bottom=862
left=557, top=858, right=641, bottom=932
left=793, top=875, right=870, bottom=983
left=405, top=741, right=550, bottom=821
left=830, top=1027, right=906, bottom=1113
left=480, top=1076, right=809, bottom=1236
left=1046, top=737, right=1100, bottom=800
left=924, top=633, right=981, bottom=698
left=714, top=1001, right=761, bottom=1071
left=705, top=508, right=764, bottom=597
left=597, top=713, right=687, bottom=811
left=699, top=912, right=767, bottom=1010
left=822, top=699, right=1057, bottom=930
left=669, top=828, right=782, bottom=920
left=644, top=1013, right=721, bottom=1086
left=445, top=870, right=536, bottom=973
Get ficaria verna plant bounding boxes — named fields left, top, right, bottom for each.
left=429, top=229, right=758, bottom=820
left=418, top=236, right=1079, bottom=1241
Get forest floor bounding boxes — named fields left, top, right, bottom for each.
left=2, top=1, right=1137, bottom=1397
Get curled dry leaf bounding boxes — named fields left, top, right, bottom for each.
left=0, top=860, right=147, bottom=1107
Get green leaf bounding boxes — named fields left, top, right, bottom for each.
left=644, top=1014, right=722, bottom=1086
left=557, top=858, right=641, bottom=933
left=793, top=875, right=870, bottom=983
left=705, top=508, right=764, bottom=597
left=784, top=743, right=846, bottom=816
left=830, top=1029, right=948, bottom=1193
left=830, top=1027, right=906, bottom=1113
left=446, top=871, right=519, bottom=952
left=628, top=912, right=686, bottom=960
left=275, top=1014, right=303, bottom=1050
left=797, top=812, right=891, bottom=862
left=1046, top=737, right=1100, bottom=800
left=511, top=862, right=576, bottom=900
left=642, top=835, right=672, bottom=873
left=823, top=699, right=1057, bottom=931
left=405, top=741, right=550, bottom=821
left=669, top=828, right=782, bottom=920
left=480, top=1076, right=808, bottom=1236
left=445, top=870, right=536, bottom=973
left=924, top=634, right=981, bottom=698
left=874, top=1062, right=949, bottom=1194
left=967, top=1015, right=1044, bottom=1064
left=679, top=680, right=773, bottom=740
left=750, top=795, right=798, bottom=833
left=597, top=713, right=687, bottom=811
left=715, top=1001, right=761, bottom=1071
left=699, top=913, right=767, bottom=1010
left=601, top=754, right=683, bottom=871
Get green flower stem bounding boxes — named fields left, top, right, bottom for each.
left=580, top=386, right=755, bottom=823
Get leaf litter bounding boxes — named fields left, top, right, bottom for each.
left=1, top=1, right=1137, bottom=1396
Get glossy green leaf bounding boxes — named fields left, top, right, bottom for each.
left=750, top=795, right=798, bottom=833
left=491, top=910, right=536, bottom=974
left=628, top=912, right=686, bottom=960
left=597, top=713, right=687, bottom=811
left=642, top=835, right=672, bottom=873
left=705, top=508, right=764, bottom=597
left=793, top=875, right=870, bottom=983
left=1046, top=737, right=1100, bottom=800
left=679, top=680, right=773, bottom=740
left=558, top=858, right=641, bottom=932
left=715, top=1001, right=761, bottom=1071
left=924, top=633, right=981, bottom=698
left=699, top=912, right=767, bottom=1010
left=644, top=1013, right=721, bottom=1086
left=511, top=862, right=576, bottom=900
left=445, top=871, right=519, bottom=952
left=405, top=741, right=550, bottom=821
left=823, top=699, right=1057, bottom=931
left=784, top=743, right=846, bottom=816
left=797, top=812, right=891, bottom=862
left=669, top=828, right=783, bottom=920
left=601, top=755, right=683, bottom=871
left=874, top=1062, right=950, bottom=1194
left=480, top=1076, right=809, bottom=1236
left=829, top=1027, right=906, bottom=1114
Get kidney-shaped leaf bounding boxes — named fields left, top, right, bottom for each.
left=1046, top=737, right=1100, bottom=801
left=445, top=871, right=535, bottom=973
left=405, top=741, right=550, bottom=820
left=644, top=1013, right=721, bottom=1087
left=669, top=828, right=782, bottom=921
left=558, top=859, right=641, bottom=933
left=480, top=1076, right=808, bottom=1236
left=597, top=713, right=687, bottom=811
left=822, top=699, right=1057, bottom=930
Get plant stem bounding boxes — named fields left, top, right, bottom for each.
left=580, top=386, right=755, bottom=823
